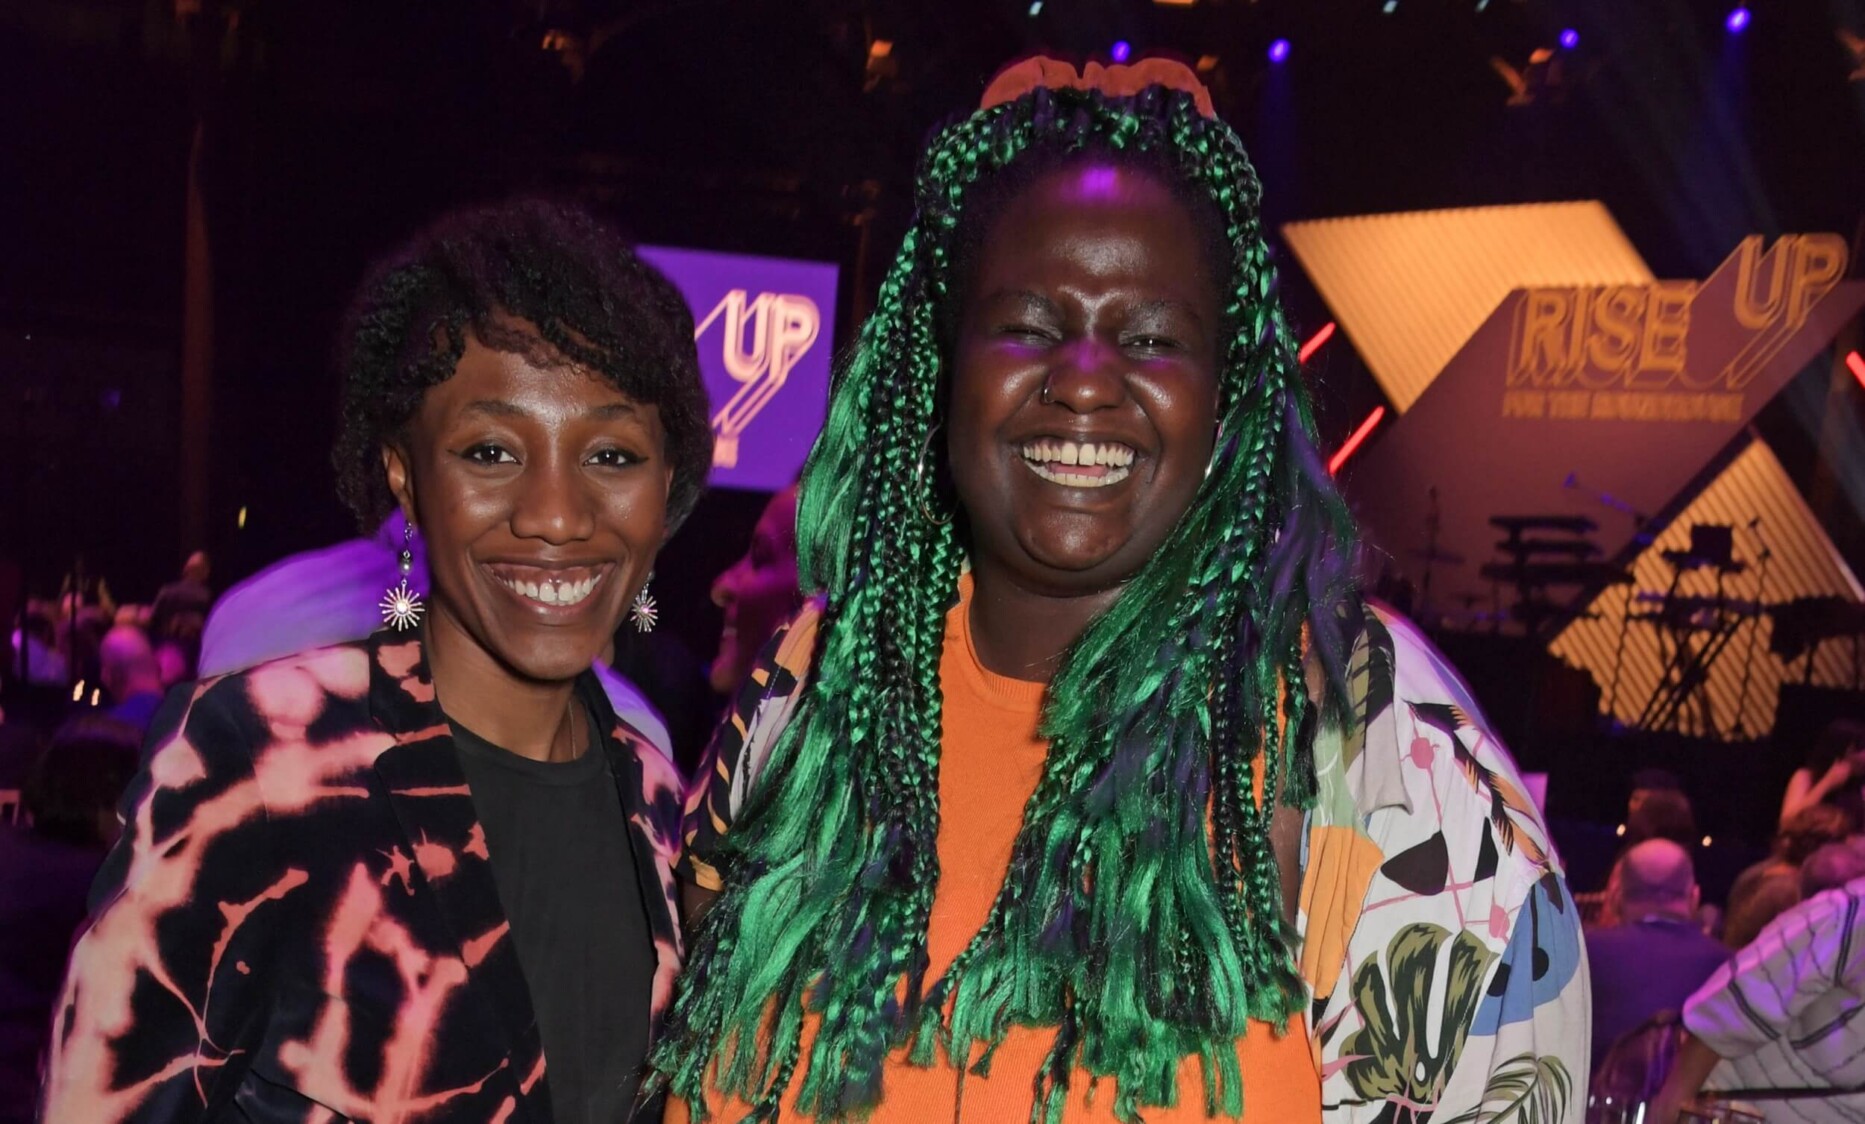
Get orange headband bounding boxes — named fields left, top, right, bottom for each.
left=979, top=56, right=1216, bottom=120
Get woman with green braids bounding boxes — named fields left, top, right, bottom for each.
left=661, top=57, right=1588, bottom=1124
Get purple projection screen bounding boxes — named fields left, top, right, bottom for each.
left=639, top=245, right=840, bottom=493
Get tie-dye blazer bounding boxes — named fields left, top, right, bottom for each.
left=684, top=599, right=1589, bottom=1124
left=41, top=630, right=687, bottom=1123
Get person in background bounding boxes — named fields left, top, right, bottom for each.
left=1585, top=839, right=1729, bottom=1076
left=147, top=550, right=214, bottom=644
left=1798, top=841, right=1865, bottom=899
left=706, top=484, right=800, bottom=699
left=98, top=626, right=164, bottom=732
left=0, top=717, right=139, bottom=1124
left=1651, top=873, right=1865, bottom=1124
left=9, top=603, right=67, bottom=688
left=1780, top=719, right=1865, bottom=831
left=43, top=198, right=708, bottom=1123
left=199, top=507, right=674, bottom=757
left=1723, top=803, right=1855, bottom=950
left=1624, top=770, right=1699, bottom=850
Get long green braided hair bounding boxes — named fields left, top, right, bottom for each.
left=656, top=70, right=1361, bottom=1124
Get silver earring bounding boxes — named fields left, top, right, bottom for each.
left=1206, top=422, right=1226, bottom=480
left=380, top=520, right=425, bottom=631
left=914, top=423, right=953, bottom=526
left=630, top=577, right=659, bottom=633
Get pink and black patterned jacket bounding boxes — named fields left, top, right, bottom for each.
left=40, top=630, right=687, bottom=1123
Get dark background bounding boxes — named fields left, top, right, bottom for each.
left=3, top=0, right=1862, bottom=849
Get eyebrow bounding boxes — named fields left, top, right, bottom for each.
left=979, top=290, right=1208, bottom=327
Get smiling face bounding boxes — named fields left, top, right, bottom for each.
left=947, top=160, right=1224, bottom=597
left=384, top=332, right=673, bottom=687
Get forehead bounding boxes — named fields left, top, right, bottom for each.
left=423, top=334, right=641, bottom=416
left=971, top=161, right=1219, bottom=295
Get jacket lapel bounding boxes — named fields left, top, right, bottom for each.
left=366, top=631, right=549, bottom=1119
left=584, top=679, right=687, bottom=1034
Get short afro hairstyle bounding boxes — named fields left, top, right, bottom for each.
left=332, top=197, right=712, bottom=533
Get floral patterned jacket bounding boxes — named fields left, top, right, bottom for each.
left=41, top=630, right=687, bottom=1123
left=685, top=599, right=1588, bottom=1124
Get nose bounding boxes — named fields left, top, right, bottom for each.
left=509, top=458, right=597, bottom=544
left=1042, top=337, right=1127, bottom=413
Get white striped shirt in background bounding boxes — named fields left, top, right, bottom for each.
left=1684, top=875, right=1865, bottom=1124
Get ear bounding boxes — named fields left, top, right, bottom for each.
left=381, top=444, right=417, bottom=526
left=659, top=463, right=677, bottom=546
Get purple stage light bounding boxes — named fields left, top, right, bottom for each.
left=1559, top=28, right=1579, bottom=49
left=1111, top=40, right=1132, bottom=62
left=1725, top=6, right=1750, bottom=32
left=1268, top=38, right=1291, bottom=63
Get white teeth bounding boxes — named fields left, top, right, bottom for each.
left=1020, top=439, right=1137, bottom=472
left=498, top=573, right=601, bottom=607
left=1024, top=461, right=1133, bottom=488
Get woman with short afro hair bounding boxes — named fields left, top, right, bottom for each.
left=46, top=197, right=706, bottom=1124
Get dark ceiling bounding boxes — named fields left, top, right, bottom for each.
left=3, top=0, right=1862, bottom=598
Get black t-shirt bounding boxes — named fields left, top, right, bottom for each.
left=449, top=700, right=654, bottom=1123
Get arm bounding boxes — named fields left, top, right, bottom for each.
left=1648, top=1033, right=1723, bottom=1124
left=41, top=683, right=282, bottom=1123
left=677, top=603, right=820, bottom=930
left=1682, top=885, right=1863, bottom=1059
left=1779, top=764, right=1848, bottom=828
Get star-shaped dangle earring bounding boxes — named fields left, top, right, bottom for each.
left=629, top=575, right=658, bottom=633
left=381, top=520, right=425, bottom=631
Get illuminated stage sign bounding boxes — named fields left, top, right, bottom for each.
left=1344, top=234, right=1865, bottom=620
left=639, top=246, right=839, bottom=493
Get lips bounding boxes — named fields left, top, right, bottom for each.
left=1019, top=437, right=1137, bottom=488
left=485, top=563, right=613, bottom=608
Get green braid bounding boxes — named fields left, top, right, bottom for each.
left=654, top=82, right=1359, bottom=1124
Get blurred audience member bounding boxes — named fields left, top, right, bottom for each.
left=200, top=513, right=422, bottom=675
left=1799, top=841, right=1865, bottom=899
left=708, top=485, right=801, bottom=697
left=1624, top=770, right=1699, bottom=850
left=98, top=626, right=164, bottom=733
left=148, top=550, right=214, bottom=649
left=0, top=716, right=139, bottom=1122
left=1781, top=719, right=1865, bottom=831
left=1651, top=874, right=1865, bottom=1124
left=1586, top=840, right=1730, bottom=1076
left=1723, top=803, right=1855, bottom=950
left=8, top=603, right=66, bottom=688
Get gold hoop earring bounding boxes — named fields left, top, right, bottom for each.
left=914, top=424, right=953, bottom=526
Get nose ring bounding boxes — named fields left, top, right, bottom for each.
left=1040, top=379, right=1054, bottom=406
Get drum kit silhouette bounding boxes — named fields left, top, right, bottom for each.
left=1408, top=502, right=1862, bottom=738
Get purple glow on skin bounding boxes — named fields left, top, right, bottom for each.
left=1725, top=7, right=1750, bottom=32
left=1071, top=165, right=1125, bottom=201
left=1268, top=38, right=1291, bottom=63
left=1110, top=40, right=1132, bottom=63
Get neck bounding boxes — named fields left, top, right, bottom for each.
left=424, top=607, right=581, bottom=762
left=1624, top=902, right=1691, bottom=924
left=966, top=561, right=1124, bottom=683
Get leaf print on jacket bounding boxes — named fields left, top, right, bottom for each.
left=1437, top=1053, right=1573, bottom=1124
left=1342, top=923, right=1497, bottom=1124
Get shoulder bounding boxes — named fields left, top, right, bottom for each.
left=150, top=640, right=379, bottom=769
